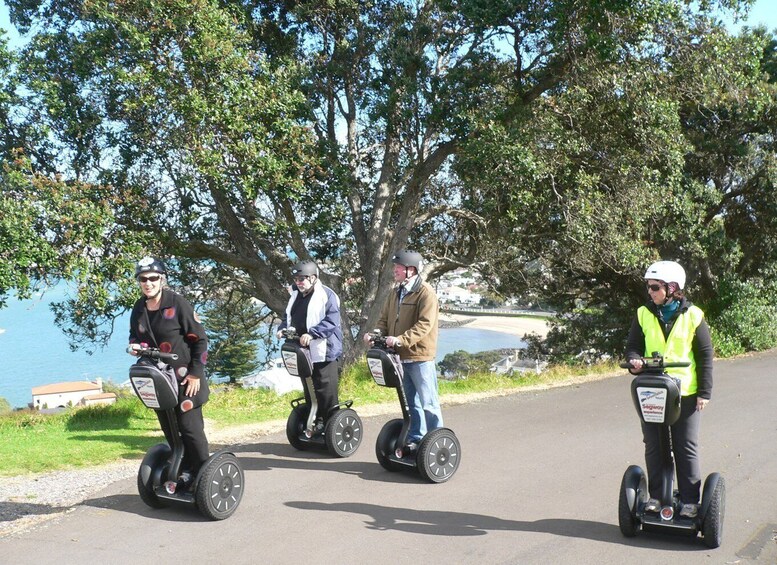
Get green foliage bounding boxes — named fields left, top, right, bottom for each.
left=439, top=350, right=504, bottom=378
left=0, top=397, right=11, bottom=414
left=204, top=291, right=268, bottom=383
left=2, top=0, right=774, bottom=367
left=705, top=276, right=777, bottom=357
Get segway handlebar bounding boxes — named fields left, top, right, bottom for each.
left=126, top=345, right=179, bottom=363
left=280, top=326, right=301, bottom=341
left=367, top=329, right=391, bottom=350
left=619, top=353, right=691, bottom=371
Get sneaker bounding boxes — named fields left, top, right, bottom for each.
left=644, top=498, right=661, bottom=513
left=177, top=471, right=194, bottom=492
left=404, top=442, right=418, bottom=454
left=679, top=503, right=699, bottom=518
left=313, top=418, right=325, bottom=435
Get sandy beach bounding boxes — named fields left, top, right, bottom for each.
left=439, top=312, right=550, bottom=338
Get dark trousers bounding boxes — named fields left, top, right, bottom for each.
left=303, top=359, right=340, bottom=421
left=157, top=405, right=210, bottom=474
left=641, top=394, right=701, bottom=504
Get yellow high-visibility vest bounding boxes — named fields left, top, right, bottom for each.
left=637, top=304, right=704, bottom=396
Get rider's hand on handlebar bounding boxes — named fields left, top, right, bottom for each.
left=276, top=329, right=284, bottom=340
left=128, top=343, right=142, bottom=356
left=363, top=333, right=374, bottom=345
left=299, top=333, right=313, bottom=347
left=628, top=358, right=644, bottom=372
left=385, top=336, right=401, bottom=349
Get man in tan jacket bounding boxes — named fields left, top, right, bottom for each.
left=365, top=250, right=443, bottom=452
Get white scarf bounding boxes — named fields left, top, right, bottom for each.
left=285, top=283, right=329, bottom=363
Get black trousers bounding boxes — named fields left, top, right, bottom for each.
left=157, top=405, right=210, bottom=474
left=303, top=359, right=341, bottom=421
left=641, top=394, right=701, bottom=504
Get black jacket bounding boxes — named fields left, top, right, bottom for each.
left=625, top=297, right=713, bottom=399
left=129, top=289, right=210, bottom=405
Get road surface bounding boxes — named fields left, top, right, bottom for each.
left=1, top=351, right=775, bottom=564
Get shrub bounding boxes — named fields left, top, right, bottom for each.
left=705, top=277, right=777, bottom=357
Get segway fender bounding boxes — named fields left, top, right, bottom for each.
left=139, top=443, right=172, bottom=486
left=699, top=472, right=722, bottom=520
left=622, top=464, right=646, bottom=512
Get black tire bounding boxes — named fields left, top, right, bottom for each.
left=286, top=404, right=310, bottom=450
left=618, top=465, right=646, bottom=537
left=137, top=443, right=171, bottom=509
left=195, top=452, right=244, bottom=521
left=417, top=428, right=461, bottom=483
left=325, top=408, right=362, bottom=458
left=702, top=475, right=726, bottom=548
left=375, top=419, right=404, bottom=472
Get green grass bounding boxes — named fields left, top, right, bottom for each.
left=0, top=359, right=620, bottom=477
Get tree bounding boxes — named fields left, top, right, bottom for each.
left=1, top=0, right=764, bottom=361
left=455, top=23, right=777, bottom=358
left=204, top=290, right=270, bottom=383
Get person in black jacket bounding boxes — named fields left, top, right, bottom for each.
left=128, top=257, right=210, bottom=482
left=625, top=260, right=714, bottom=519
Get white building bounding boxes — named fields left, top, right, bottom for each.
left=241, top=359, right=304, bottom=395
left=31, top=379, right=116, bottom=409
left=437, top=285, right=482, bottom=305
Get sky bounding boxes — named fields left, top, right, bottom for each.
left=1, top=0, right=776, bottom=45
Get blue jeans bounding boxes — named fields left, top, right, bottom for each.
left=402, top=360, right=444, bottom=443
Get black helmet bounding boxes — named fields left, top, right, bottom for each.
left=135, top=256, right=167, bottom=279
left=291, top=260, right=319, bottom=278
left=392, top=250, right=423, bottom=271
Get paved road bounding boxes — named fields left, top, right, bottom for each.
left=2, top=352, right=776, bottom=564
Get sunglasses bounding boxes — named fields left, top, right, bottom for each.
left=138, top=275, right=161, bottom=283
left=293, top=275, right=311, bottom=283
left=646, top=283, right=663, bottom=292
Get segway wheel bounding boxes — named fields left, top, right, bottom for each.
left=325, top=408, right=362, bottom=458
left=417, top=428, right=461, bottom=484
left=375, top=419, right=404, bottom=472
left=286, top=404, right=311, bottom=450
left=137, top=443, right=172, bottom=509
left=618, top=465, right=647, bottom=537
left=702, top=475, right=726, bottom=548
left=195, top=452, right=244, bottom=521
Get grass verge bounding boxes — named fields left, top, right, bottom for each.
left=0, top=360, right=619, bottom=477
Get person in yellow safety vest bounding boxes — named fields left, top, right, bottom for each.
left=625, top=260, right=714, bottom=520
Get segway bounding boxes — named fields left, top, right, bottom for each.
left=618, top=353, right=725, bottom=548
left=128, top=346, right=244, bottom=520
left=366, top=330, right=461, bottom=483
left=281, top=327, right=362, bottom=457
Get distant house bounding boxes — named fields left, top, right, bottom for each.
left=490, top=350, right=547, bottom=375
left=31, top=378, right=116, bottom=409
left=437, top=285, right=482, bottom=305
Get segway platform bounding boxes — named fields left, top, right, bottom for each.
left=618, top=354, right=725, bottom=547
left=129, top=348, right=244, bottom=520
left=281, top=329, right=362, bottom=457
left=367, top=333, right=461, bottom=483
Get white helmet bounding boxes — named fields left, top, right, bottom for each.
left=644, top=260, right=685, bottom=290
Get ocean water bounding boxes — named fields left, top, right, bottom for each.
left=0, top=289, right=524, bottom=409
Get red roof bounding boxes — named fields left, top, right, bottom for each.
left=32, top=381, right=102, bottom=395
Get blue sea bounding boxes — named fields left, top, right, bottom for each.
left=0, top=288, right=524, bottom=409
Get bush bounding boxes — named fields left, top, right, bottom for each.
left=705, top=277, right=777, bottom=357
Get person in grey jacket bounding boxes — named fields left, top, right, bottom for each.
left=277, top=260, right=343, bottom=433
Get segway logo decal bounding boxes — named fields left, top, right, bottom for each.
left=637, top=386, right=667, bottom=423
left=282, top=350, right=299, bottom=376
left=368, top=358, right=385, bottom=385
left=131, top=376, right=160, bottom=409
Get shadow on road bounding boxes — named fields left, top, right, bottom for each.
left=284, top=500, right=708, bottom=550
left=82, top=493, right=207, bottom=523
left=231, top=442, right=420, bottom=484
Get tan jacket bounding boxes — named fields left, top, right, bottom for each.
left=376, top=276, right=439, bottom=361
